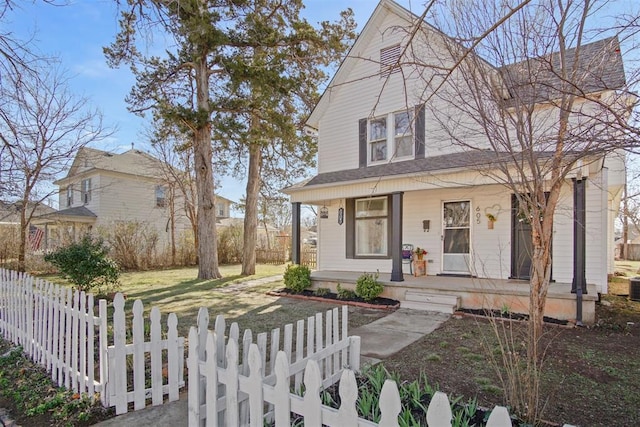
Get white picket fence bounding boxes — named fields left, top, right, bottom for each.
left=1, top=269, right=578, bottom=426
left=0, top=269, right=104, bottom=396
left=188, top=305, right=359, bottom=426
left=0, top=269, right=185, bottom=414
left=192, top=334, right=515, bottom=427
left=105, top=293, right=185, bottom=414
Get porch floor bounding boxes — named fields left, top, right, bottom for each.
left=311, top=270, right=598, bottom=324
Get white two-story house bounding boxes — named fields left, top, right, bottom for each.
left=284, top=0, right=629, bottom=323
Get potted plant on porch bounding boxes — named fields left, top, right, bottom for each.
left=413, top=247, right=427, bottom=261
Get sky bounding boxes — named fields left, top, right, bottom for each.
left=5, top=0, right=637, bottom=206
left=5, top=0, right=404, bottom=205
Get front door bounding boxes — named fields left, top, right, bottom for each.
left=442, top=201, right=470, bottom=274
left=511, top=194, right=533, bottom=279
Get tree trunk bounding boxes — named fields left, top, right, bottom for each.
left=194, top=55, right=221, bottom=280
left=242, top=142, right=261, bottom=276
left=18, top=207, right=27, bottom=272
left=623, top=185, right=629, bottom=260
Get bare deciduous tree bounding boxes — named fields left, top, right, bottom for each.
left=402, top=0, right=639, bottom=421
left=0, top=64, right=109, bottom=271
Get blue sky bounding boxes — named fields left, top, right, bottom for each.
left=5, top=0, right=636, bottom=204
left=6, top=0, right=397, bottom=203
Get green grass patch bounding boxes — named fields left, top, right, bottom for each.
left=425, top=353, right=442, bottom=362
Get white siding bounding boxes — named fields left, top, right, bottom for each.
left=93, top=173, right=190, bottom=249
left=317, top=11, right=469, bottom=173
left=316, top=180, right=609, bottom=290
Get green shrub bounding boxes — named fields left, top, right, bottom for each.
left=336, top=283, right=356, bottom=300
left=355, top=272, right=384, bottom=302
left=44, top=235, right=120, bottom=293
left=283, top=264, right=311, bottom=293
left=314, top=287, right=330, bottom=297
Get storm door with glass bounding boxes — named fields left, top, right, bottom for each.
left=442, top=201, right=471, bottom=274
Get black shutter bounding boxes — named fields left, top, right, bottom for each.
left=345, top=198, right=355, bottom=258
left=359, top=118, right=367, bottom=168
left=414, top=104, right=425, bottom=159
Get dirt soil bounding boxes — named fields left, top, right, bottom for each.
left=382, top=299, right=640, bottom=427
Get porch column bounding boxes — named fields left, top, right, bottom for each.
left=572, top=178, right=587, bottom=325
left=291, top=202, right=301, bottom=265
left=390, top=191, right=404, bottom=282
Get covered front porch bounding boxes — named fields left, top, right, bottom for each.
left=31, top=206, right=97, bottom=250
left=310, top=270, right=598, bottom=324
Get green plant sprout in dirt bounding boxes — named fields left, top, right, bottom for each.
left=282, top=364, right=499, bottom=427
left=0, top=341, right=113, bottom=426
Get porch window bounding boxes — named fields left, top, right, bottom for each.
left=66, top=185, right=73, bottom=207
left=156, top=185, right=166, bottom=207
left=368, top=111, right=413, bottom=164
left=355, top=197, right=388, bottom=256
left=81, top=179, right=91, bottom=204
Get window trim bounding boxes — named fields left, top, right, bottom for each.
left=367, top=110, right=414, bottom=165
left=346, top=195, right=392, bottom=259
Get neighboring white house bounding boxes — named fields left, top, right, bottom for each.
left=284, top=0, right=629, bottom=322
left=32, top=148, right=239, bottom=256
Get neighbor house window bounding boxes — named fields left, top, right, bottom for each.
left=217, top=204, right=225, bottom=218
left=368, top=111, right=413, bottom=163
left=156, top=185, right=166, bottom=207
left=81, top=178, right=91, bottom=204
left=380, top=44, right=401, bottom=78
left=355, top=197, right=388, bottom=256
left=66, top=185, right=73, bottom=207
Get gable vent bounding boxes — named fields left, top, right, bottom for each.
left=380, top=44, right=401, bottom=77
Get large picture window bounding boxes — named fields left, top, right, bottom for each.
left=368, top=111, right=413, bottom=164
left=355, top=197, right=388, bottom=256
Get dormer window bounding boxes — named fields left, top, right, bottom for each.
left=368, top=110, right=413, bottom=164
left=380, top=44, right=401, bottom=78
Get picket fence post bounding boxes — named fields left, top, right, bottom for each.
left=187, top=326, right=201, bottom=427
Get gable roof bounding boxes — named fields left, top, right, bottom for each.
left=307, top=0, right=422, bottom=129
left=57, top=147, right=167, bottom=184
left=308, top=0, right=627, bottom=129
left=500, top=36, right=626, bottom=105
left=0, top=201, right=56, bottom=223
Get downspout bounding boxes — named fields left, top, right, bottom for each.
left=572, top=177, right=587, bottom=326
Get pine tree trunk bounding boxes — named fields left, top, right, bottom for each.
left=194, top=55, right=221, bottom=280
left=242, top=142, right=261, bottom=276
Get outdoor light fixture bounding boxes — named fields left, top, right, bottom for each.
left=319, top=205, right=329, bottom=219
left=338, top=207, right=344, bottom=225
left=423, top=220, right=430, bottom=232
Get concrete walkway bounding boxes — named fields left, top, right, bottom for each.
left=93, top=308, right=449, bottom=426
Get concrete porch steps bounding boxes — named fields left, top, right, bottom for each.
left=400, top=291, right=461, bottom=314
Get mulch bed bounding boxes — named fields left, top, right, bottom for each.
left=457, top=308, right=571, bottom=326
left=267, top=288, right=400, bottom=310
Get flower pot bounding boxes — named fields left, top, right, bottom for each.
left=488, top=220, right=494, bottom=229
left=416, top=254, right=424, bottom=261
